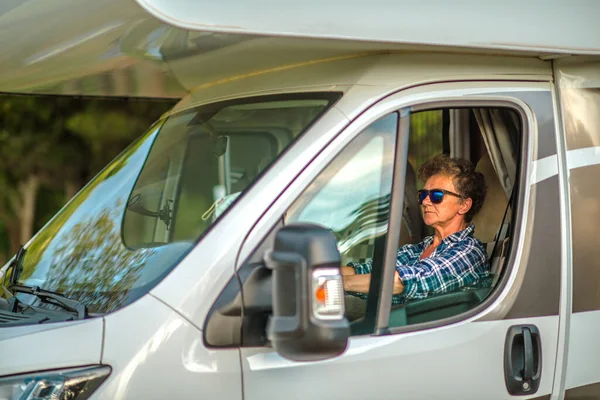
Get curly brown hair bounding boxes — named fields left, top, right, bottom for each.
left=417, top=154, right=487, bottom=222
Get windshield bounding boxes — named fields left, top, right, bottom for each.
left=12, top=92, right=339, bottom=314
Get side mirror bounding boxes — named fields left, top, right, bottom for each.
left=265, top=223, right=350, bottom=361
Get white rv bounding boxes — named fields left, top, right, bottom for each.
left=0, top=1, right=599, bottom=399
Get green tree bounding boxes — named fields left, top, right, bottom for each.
left=0, top=95, right=66, bottom=257
left=0, top=95, right=175, bottom=264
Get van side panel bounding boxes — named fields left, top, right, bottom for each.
left=504, top=176, right=561, bottom=319
left=565, top=383, right=600, bottom=399
left=568, top=162, right=600, bottom=313
left=555, top=57, right=600, bottom=397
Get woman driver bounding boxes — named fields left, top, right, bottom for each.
left=342, top=154, right=490, bottom=306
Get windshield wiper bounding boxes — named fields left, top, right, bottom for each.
left=1, top=245, right=25, bottom=303
left=3, top=247, right=88, bottom=320
left=8, top=245, right=26, bottom=285
left=10, top=285, right=88, bottom=320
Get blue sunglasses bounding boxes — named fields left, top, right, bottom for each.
left=417, top=188, right=463, bottom=204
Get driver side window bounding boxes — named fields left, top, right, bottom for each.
left=286, top=113, right=397, bottom=275
left=286, top=113, right=397, bottom=333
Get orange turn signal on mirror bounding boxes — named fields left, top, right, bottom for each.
left=311, top=268, right=345, bottom=320
left=315, top=285, right=327, bottom=303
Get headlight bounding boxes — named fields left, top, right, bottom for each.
left=0, top=365, right=111, bottom=400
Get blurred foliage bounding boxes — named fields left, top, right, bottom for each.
left=409, top=110, right=444, bottom=186
left=0, top=95, right=176, bottom=264
left=408, top=110, right=445, bottom=239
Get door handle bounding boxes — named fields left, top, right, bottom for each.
left=504, top=324, right=542, bottom=395
left=522, top=327, right=534, bottom=380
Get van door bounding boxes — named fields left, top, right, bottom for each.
left=237, top=82, right=565, bottom=399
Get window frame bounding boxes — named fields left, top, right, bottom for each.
left=379, top=99, right=531, bottom=335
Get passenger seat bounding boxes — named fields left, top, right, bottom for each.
left=471, top=154, right=510, bottom=282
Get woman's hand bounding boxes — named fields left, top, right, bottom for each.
left=393, top=271, right=405, bottom=294
left=342, top=267, right=403, bottom=295
left=341, top=266, right=356, bottom=276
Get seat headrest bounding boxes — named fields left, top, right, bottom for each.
left=471, top=154, right=508, bottom=243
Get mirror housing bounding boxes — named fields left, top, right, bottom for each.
left=265, top=223, right=349, bottom=361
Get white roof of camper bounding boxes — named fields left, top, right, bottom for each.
left=137, top=0, right=600, bottom=55
left=0, top=0, right=598, bottom=98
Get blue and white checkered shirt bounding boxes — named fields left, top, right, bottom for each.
left=347, top=224, right=490, bottom=305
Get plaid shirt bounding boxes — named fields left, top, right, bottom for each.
left=347, top=224, right=490, bottom=305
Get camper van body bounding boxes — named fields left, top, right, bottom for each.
left=1, top=1, right=600, bottom=399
